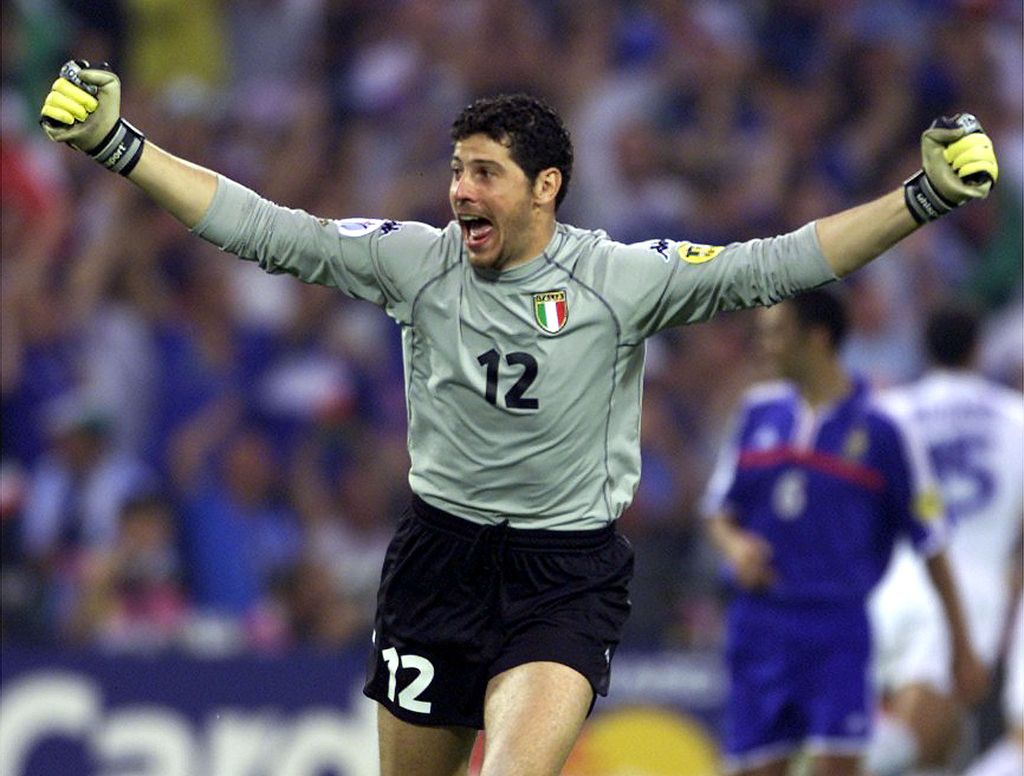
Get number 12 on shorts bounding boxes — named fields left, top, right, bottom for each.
left=382, top=647, right=435, bottom=713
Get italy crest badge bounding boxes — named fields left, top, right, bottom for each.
left=533, top=290, right=568, bottom=333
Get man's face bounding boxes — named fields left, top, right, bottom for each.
left=449, top=133, right=541, bottom=271
left=757, top=303, right=807, bottom=381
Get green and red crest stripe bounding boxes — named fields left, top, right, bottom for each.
left=533, top=290, right=568, bottom=333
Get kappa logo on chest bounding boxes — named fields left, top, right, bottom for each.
left=532, top=290, right=568, bottom=334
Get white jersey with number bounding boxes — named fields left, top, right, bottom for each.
left=193, top=175, right=836, bottom=530
left=870, top=370, right=1024, bottom=689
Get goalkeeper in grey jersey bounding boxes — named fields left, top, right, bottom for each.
left=40, top=60, right=998, bottom=776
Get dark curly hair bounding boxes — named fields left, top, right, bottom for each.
left=790, top=289, right=849, bottom=350
left=924, top=302, right=980, bottom=367
left=450, top=93, right=574, bottom=210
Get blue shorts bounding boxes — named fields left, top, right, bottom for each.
left=723, top=601, right=873, bottom=770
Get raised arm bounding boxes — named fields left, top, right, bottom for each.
left=815, top=189, right=917, bottom=278
left=39, top=60, right=217, bottom=228
left=127, top=143, right=218, bottom=229
left=38, top=60, right=390, bottom=301
left=816, top=114, right=998, bottom=278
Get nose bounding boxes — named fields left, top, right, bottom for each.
left=451, top=174, right=474, bottom=205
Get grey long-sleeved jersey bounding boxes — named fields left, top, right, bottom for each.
left=194, top=176, right=837, bottom=529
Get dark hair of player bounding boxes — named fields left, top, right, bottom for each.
left=451, top=93, right=574, bottom=210
left=924, top=302, right=980, bottom=367
left=790, top=289, right=849, bottom=350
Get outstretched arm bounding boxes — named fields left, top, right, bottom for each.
left=40, top=60, right=218, bottom=228
left=128, top=143, right=218, bottom=229
left=816, top=189, right=917, bottom=278
left=815, top=114, right=998, bottom=278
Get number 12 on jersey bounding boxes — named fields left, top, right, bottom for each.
left=477, top=348, right=540, bottom=410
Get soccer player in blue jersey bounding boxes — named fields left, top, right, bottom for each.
left=702, top=290, right=988, bottom=776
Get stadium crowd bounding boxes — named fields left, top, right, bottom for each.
left=1, top=0, right=1020, bottom=666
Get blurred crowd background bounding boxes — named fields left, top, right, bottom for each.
left=1, top=0, right=1021, bottom=660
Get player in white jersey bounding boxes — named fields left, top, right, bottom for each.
left=868, top=303, right=1024, bottom=776
left=39, top=59, right=998, bottom=776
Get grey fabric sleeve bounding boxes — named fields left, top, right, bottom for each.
left=745, top=221, right=837, bottom=291
left=190, top=174, right=268, bottom=254
left=741, top=221, right=838, bottom=296
left=678, top=221, right=838, bottom=322
left=188, top=174, right=395, bottom=307
left=606, top=221, right=839, bottom=340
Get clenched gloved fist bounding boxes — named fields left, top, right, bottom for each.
left=904, top=113, right=998, bottom=224
left=40, top=60, right=146, bottom=176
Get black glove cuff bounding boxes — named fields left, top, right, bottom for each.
left=903, top=169, right=957, bottom=225
left=88, top=118, right=146, bottom=176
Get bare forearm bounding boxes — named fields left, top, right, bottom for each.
left=815, top=189, right=920, bottom=278
left=126, top=142, right=219, bottom=229
left=926, top=552, right=972, bottom=654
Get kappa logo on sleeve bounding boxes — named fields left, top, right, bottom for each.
left=648, top=239, right=671, bottom=262
left=678, top=241, right=725, bottom=264
left=335, top=218, right=402, bottom=238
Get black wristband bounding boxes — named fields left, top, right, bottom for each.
left=88, top=118, right=146, bottom=176
left=903, top=169, right=957, bottom=225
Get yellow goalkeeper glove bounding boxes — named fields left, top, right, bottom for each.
left=40, top=60, right=146, bottom=176
left=904, top=113, right=998, bottom=224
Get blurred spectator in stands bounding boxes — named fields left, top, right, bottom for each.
left=842, top=264, right=925, bottom=387
left=2, top=0, right=73, bottom=116
left=1, top=85, right=76, bottom=466
left=148, top=249, right=279, bottom=476
left=981, top=301, right=1024, bottom=392
left=283, top=558, right=365, bottom=650
left=21, top=395, right=155, bottom=559
left=0, top=458, right=47, bottom=642
left=226, top=0, right=327, bottom=95
left=121, top=0, right=227, bottom=96
left=61, top=0, right=126, bottom=74
left=69, top=492, right=189, bottom=652
left=171, top=402, right=301, bottom=651
left=62, top=179, right=160, bottom=458
left=19, top=393, right=155, bottom=639
left=289, top=430, right=405, bottom=644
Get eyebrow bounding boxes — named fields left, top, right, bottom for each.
left=450, top=155, right=504, bottom=170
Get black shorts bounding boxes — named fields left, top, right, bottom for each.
left=363, top=496, right=634, bottom=729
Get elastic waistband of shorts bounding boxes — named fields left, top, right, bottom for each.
left=411, top=495, right=616, bottom=551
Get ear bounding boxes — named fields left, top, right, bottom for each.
left=533, top=167, right=562, bottom=208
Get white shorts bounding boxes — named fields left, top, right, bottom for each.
left=869, top=545, right=952, bottom=695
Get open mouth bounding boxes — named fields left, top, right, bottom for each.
left=459, top=215, right=494, bottom=251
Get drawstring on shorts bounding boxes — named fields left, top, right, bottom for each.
left=466, top=519, right=510, bottom=580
